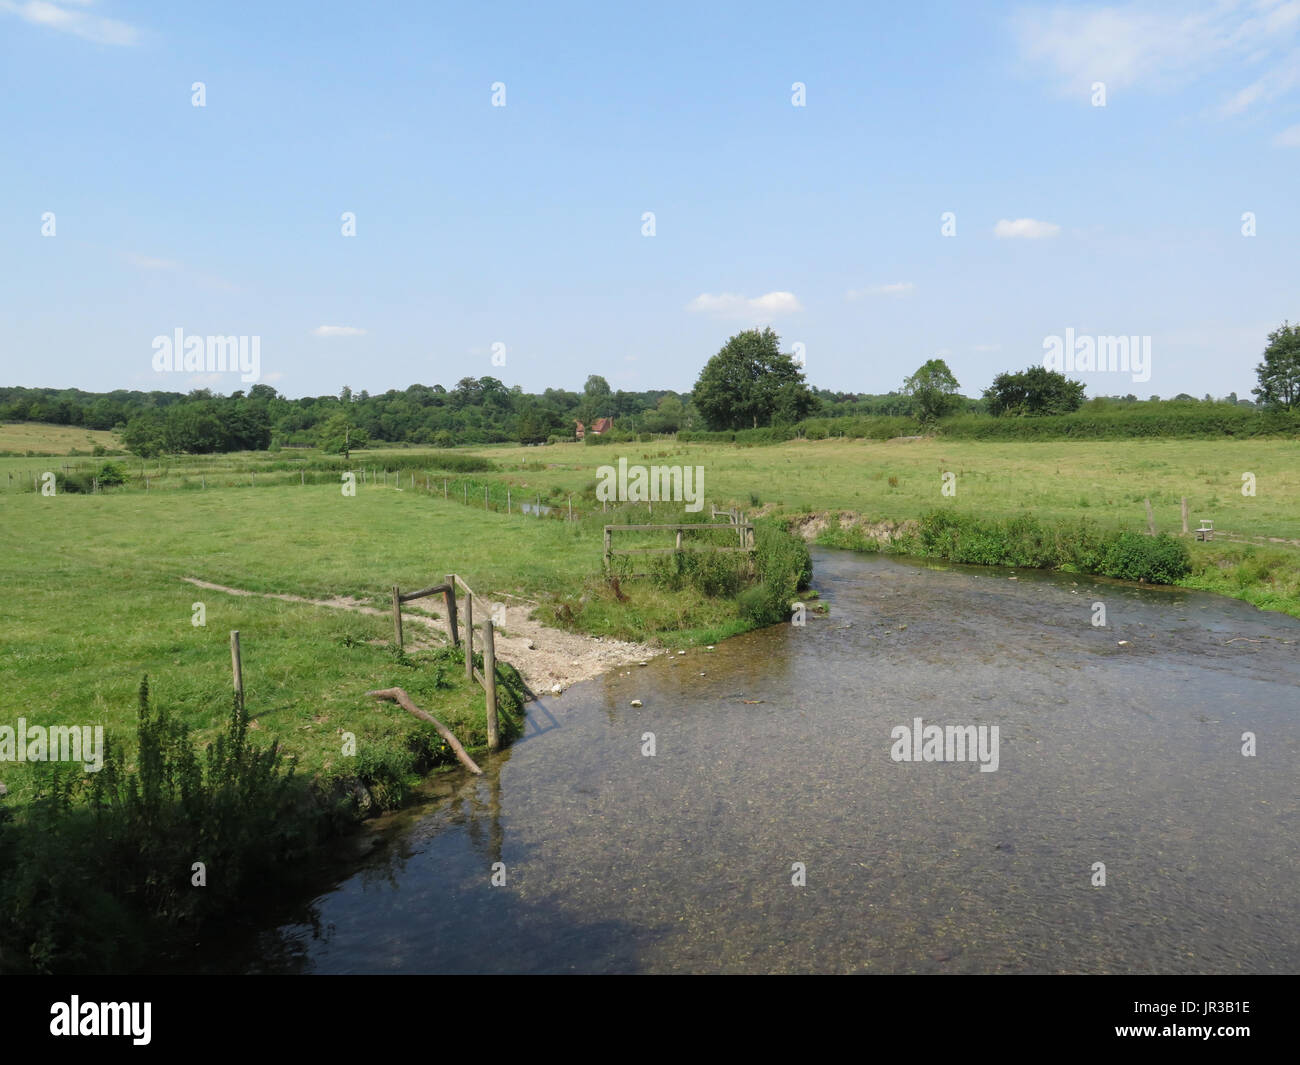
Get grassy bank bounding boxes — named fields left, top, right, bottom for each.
left=0, top=476, right=809, bottom=970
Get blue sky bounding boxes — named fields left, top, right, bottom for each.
left=2, top=0, right=1297, bottom=400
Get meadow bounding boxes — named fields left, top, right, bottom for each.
left=2, top=427, right=1298, bottom=809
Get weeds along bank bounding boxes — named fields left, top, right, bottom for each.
left=0, top=480, right=810, bottom=972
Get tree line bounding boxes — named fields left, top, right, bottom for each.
left=2, top=320, right=1294, bottom=455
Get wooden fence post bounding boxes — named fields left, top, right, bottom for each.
left=483, top=618, right=499, bottom=751
left=676, top=529, right=683, bottom=551
left=392, top=585, right=403, bottom=651
left=1144, top=498, right=1156, bottom=536
left=230, top=631, right=244, bottom=710
left=508, top=489, right=511, bottom=513
left=444, top=574, right=459, bottom=646
left=444, top=479, right=448, bottom=499
left=464, top=593, right=474, bottom=681
left=1181, top=497, right=1189, bottom=535
left=604, top=526, right=612, bottom=565
left=485, top=485, right=488, bottom=508
left=569, top=495, right=573, bottom=521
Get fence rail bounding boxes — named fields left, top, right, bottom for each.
left=388, top=572, right=502, bottom=751
left=603, top=521, right=755, bottom=567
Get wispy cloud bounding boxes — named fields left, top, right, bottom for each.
left=312, top=325, right=367, bottom=337
left=687, top=291, right=803, bottom=318
left=994, top=217, right=1061, bottom=239
left=1012, top=1, right=1300, bottom=122
left=1271, top=121, right=1300, bottom=146
left=0, top=1, right=141, bottom=46
left=847, top=282, right=914, bottom=300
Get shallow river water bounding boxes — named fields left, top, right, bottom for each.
left=219, top=547, right=1299, bottom=974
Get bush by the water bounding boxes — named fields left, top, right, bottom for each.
left=905, top=510, right=1190, bottom=584
left=0, top=678, right=326, bottom=973
left=640, top=516, right=810, bottom=624
left=1098, top=531, right=1193, bottom=584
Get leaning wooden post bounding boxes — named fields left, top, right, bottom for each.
left=392, top=585, right=403, bottom=651
left=443, top=574, right=459, bottom=646
left=230, top=631, right=244, bottom=710
left=1181, top=497, right=1189, bottom=535
left=483, top=618, right=500, bottom=751
left=464, top=593, right=474, bottom=681
left=1144, top=498, right=1156, bottom=536
left=366, top=688, right=482, bottom=775
left=604, top=526, right=612, bottom=566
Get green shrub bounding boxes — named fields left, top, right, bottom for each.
left=96, top=461, right=127, bottom=486
left=0, top=678, right=324, bottom=973
left=906, top=510, right=1190, bottom=585
left=1099, top=532, right=1191, bottom=584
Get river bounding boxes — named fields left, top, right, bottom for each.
left=214, top=546, right=1300, bottom=974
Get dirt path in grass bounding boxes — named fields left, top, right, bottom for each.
left=181, top=577, right=662, bottom=695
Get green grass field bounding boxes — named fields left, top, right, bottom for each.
left=466, top=437, right=1300, bottom=541
left=0, top=422, right=119, bottom=456
left=0, top=481, right=765, bottom=807
left=2, top=432, right=1297, bottom=810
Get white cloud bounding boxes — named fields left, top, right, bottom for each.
left=1215, top=54, right=1300, bottom=117
left=1271, top=122, right=1300, bottom=145
left=312, top=325, right=367, bottom=337
left=687, top=291, right=803, bottom=317
left=994, top=217, right=1061, bottom=239
left=0, top=1, right=141, bottom=46
left=1012, top=1, right=1300, bottom=120
left=846, top=282, right=914, bottom=300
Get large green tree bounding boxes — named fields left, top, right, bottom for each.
left=1252, top=321, right=1300, bottom=411
left=692, top=328, right=815, bottom=431
left=316, top=412, right=369, bottom=458
left=902, top=358, right=962, bottom=421
left=983, top=365, right=1086, bottom=416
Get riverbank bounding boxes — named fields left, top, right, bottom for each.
left=203, top=546, right=1300, bottom=975
left=0, top=476, right=812, bottom=972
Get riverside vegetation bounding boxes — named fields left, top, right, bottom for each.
left=0, top=455, right=811, bottom=972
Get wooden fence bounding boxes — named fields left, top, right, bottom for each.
left=389, top=573, right=501, bottom=751
left=603, top=522, right=755, bottom=570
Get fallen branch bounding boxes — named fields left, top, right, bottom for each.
left=365, top=687, right=483, bottom=775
